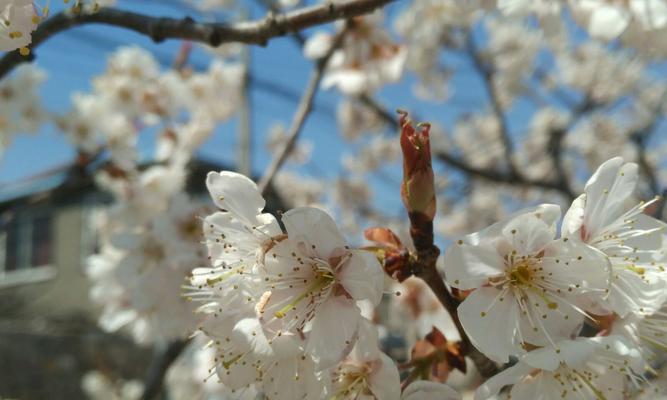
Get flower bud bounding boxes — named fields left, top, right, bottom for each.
left=364, top=227, right=411, bottom=281
left=399, top=110, right=436, bottom=221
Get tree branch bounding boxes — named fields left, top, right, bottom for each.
left=545, top=98, right=597, bottom=199
left=360, top=93, right=576, bottom=199
left=464, top=33, right=518, bottom=179
left=257, top=28, right=345, bottom=194
left=630, top=121, right=662, bottom=197
left=0, top=0, right=392, bottom=80
left=405, top=203, right=499, bottom=378
left=141, top=339, right=189, bottom=400
left=255, top=0, right=307, bottom=46
left=629, top=90, right=667, bottom=198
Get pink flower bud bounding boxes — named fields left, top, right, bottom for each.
left=399, top=110, right=436, bottom=221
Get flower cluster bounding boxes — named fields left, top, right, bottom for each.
left=186, top=170, right=387, bottom=398
left=0, top=64, right=46, bottom=155
left=58, top=46, right=243, bottom=171
left=444, top=157, right=667, bottom=399
left=86, top=163, right=210, bottom=344
left=304, top=10, right=407, bottom=95
left=185, top=170, right=460, bottom=399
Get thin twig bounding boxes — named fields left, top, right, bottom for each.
left=257, top=28, right=345, bottom=194
left=0, top=0, right=392, bottom=80
left=237, top=8, right=253, bottom=176
left=465, top=33, right=518, bottom=178
left=359, top=93, right=576, bottom=199
left=629, top=90, right=667, bottom=198
left=630, top=123, right=662, bottom=197
left=141, top=339, right=190, bottom=400
left=545, top=98, right=596, bottom=198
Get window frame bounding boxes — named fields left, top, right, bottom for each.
left=0, top=205, right=57, bottom=287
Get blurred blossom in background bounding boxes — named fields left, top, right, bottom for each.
left=2, top=0, right=667, bottom=399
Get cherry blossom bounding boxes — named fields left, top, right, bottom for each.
left=304, top=11, right=407, bottom=95
left=611, top=300, right=667, bottom=364
left=0, top=0, right=39, bottom=53
left=444, top=204, right=610, bottom=363
left=188, top=171, right=385, bottom=396
left=0, top=64, right=46, bottom=153
left=258, top=206, right=384, bottom=368
left=3, top=0, right=667, bottom=397
left=562, top=157, right=667, bottom=317
left=476, top=336, right=644, bottom=400
left=329, top=319, right=401, bottom=400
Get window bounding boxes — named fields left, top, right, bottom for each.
left=0, top=207, right=56, bottom=286
left=30, top=213, right=52, bottom=268
left=80, top=196, right=110, bottom=261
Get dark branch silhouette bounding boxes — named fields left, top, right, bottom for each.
left=0, top=0, right=393, bottom=80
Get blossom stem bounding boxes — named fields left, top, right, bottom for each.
left=402, top=176, right=498, bottom=377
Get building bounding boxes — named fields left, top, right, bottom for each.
left=0, top=158, right=278, bottom=399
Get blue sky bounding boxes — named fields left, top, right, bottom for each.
left=8, top=0, right=648, bottom=222
left=0, top=0, right=491, bottom=190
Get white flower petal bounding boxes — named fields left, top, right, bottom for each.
left=263, top=354, right=325, bottom=400
left=232, top=317, right=274, bottom=357
left=206, top=171, right=265, bottom=221
left=543, top=238, right=612, bottom=291
left=303, top=31, right=333, bottom=59
left=514, top=290, right=584, bottom=349
left=368, top=353, right=401, bottom=400
left=282, top=207, right=347, bottom=259
left=458, top=287, right=521, bottom=363
left=475, top=362, right=534, bottom=400
left=561, top=194, right=585, bottom=237
left=507, top=375, right=544, bottom=400
left=581, top=157, right=638, bottom=239
left=588, top=5, right=631, bottom=40
left=606, top=268, right=666, bottom=317
left=350, top=317, right=381, bottom=362
left=522, top=338, right=596, bottom=371
left=306, top=296, right=360, bottom=369
left=501, top=211, right=556, bottom=256
left=402, top=381, right=461, bottom=400
left=339, top=250, right=384, bottom=306
left=443, top=242, right=506, bottom=290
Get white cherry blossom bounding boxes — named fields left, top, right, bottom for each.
left=476, top=336, right=644, bottom=400
left=329, top=319, right=401, bottom=400
left=444, top=204, right=610, bottom=363
left=188, top=171, right=281, bottom=327
left=611, top=301, right=667, bottom=363
left=0, top=64, right=46, bottom=153
left=258, top=206, right=384, bottom=368
left=0, top=0, right=39, bottom=53
left=305, top=11, right=407, bottom=95
left=562, top=156, right=667, bottom=317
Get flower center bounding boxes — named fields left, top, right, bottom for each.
left=273, top=271, right=335, bottom=319
left=331, top=363, right=372, bottom=400
left=509, top=261, right=534, bottom=285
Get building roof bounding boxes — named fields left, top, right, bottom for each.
left=0, top=156, right=286, bottom=214
left=0, top=157, right=229, bottom=212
